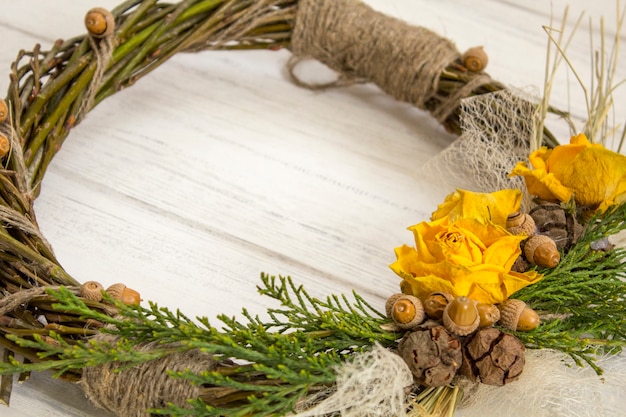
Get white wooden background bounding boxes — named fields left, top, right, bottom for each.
left=1, top=1, right=625, bottom=416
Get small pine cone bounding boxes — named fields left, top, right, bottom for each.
left=459, top=327, right=525, bottom=386
left=511, top=255, right=530, bottom=273
left=397, top=320, right=462, bottom=387
left=529, top=200, right=584, bottom=251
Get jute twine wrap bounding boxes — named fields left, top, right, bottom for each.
left=0, top=287, right=65, bottom=316
left=290, top=0, right=491, bottom=123
left=76, top=35, right=114, bottom=124
left=81, top=333, right=216, bottom=417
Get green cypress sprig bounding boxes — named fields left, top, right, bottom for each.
left=511, top=203, right=626, bottom=373
left=158, top=275, right=400, bottom=415
left=0, top=275, right=400, bottom=416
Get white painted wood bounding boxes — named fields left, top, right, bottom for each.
left=0, top=1, right=624, bottom=416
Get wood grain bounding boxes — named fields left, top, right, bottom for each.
left=0, top=1, right=624, bottom=416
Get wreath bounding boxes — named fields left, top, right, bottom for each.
left=0, top=1, right=625, bottom=417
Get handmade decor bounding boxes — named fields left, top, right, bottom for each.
left=0, top=0, right=624, bottom=417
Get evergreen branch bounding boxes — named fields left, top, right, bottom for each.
left=512, top=203, right=626, bottom=371
left=256, top=274, right=394, bottom=343
left=511, top=320, right=617, bottom=375
left=0, top=276, right=400, bottom=416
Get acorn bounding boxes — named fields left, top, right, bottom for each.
left=390, top=295, right=426, bottom=329
left=524, top=234, right=560, bottom=268
left=476, top=303, right=500, bottom=327
left=0, top=134, right=10, bottom=158
left=385, top=293, right=404, bottom=318
left=79, top=281, right=104, bottom=302
left=0, top=98, right=8, bottom=123
left=85, top=7, right=115, bottom=38
left=506, top=212, right=536, bottom=237
left=423, top=292, right=454, bottom=320
left=105, top=283, right=141, bottom=305
left=461, top=46, right=488, bottom=72
left=443, top=296, right=480, bottom=336
left=498, top=299, right=540, bottom=331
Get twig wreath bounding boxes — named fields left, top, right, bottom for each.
left=0, top=0, right=625, bottom=416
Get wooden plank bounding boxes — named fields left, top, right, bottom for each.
left=0, top=1, right=623, bottom=416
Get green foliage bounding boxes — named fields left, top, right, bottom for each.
left=159, top=276, right=400, bottom=415
left=0, top=275, right=399, bottom=416
left=512, top=203, right=626, bottom=373
left=0, top=205, right=625, bottom=414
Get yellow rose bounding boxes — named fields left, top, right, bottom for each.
left=510, top=134, right=626, bottom=212
left=390, top=217, right=542, bottom=304
left=431, top=189, right=522, bottom=227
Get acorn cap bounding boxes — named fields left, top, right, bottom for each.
left=385, top=293, right=404, bottom=318
left=105, top=283, right=125, bottom=299
left=85, top=7, right=115, bottom=38
left=461, top=46, right=488, bottom=72
left=443, top=296, right=480, bottom=336
left=506, top=212, right=536, bottom=237
left=524, top=235, right=560, bottom=267
left=105, top=283, right=141, bottom=305
left=0, top=134, right=10, bottom=158
left=498, top=299, right=540, bottom=331
left=79, top=281, right=104, bottom=302
left=0, top=99, right=8, bottom=124
left=391, top=295, right=426, bottom=329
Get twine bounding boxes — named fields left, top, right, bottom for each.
left=0, top=286, right=66, bottom=316
left=290, top=0, right=492, bottom=123
left=76, top=34, right=114, bottom=123
left=81, top=333, right=216, bottom=417
left=0, top=117, right=56, bottom=259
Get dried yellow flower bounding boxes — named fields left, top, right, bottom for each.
left=510, top=134, right=626, bottom=213
left=431, top=188, right=522, bottom=227
left=390, top=217, right=542, bottom=305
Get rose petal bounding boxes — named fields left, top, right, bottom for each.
left=482, top=235, right=524, bottom=271
left=561, top=146, right=626, bottom=210
left=431, top=189, right=522, bottom=227
left=510, top=162, right=573, bottom=202
left=511, top=133, right=626, bottom=213
left=502, top=270, right=543, bottom=299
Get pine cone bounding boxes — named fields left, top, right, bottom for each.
left=459, top=327, right=525, bottom=386
left=529, top=200, right=583, bottom=251
left=397, top=320, right=462, bottom=387
left=510, top=255, right=530, bottom=273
